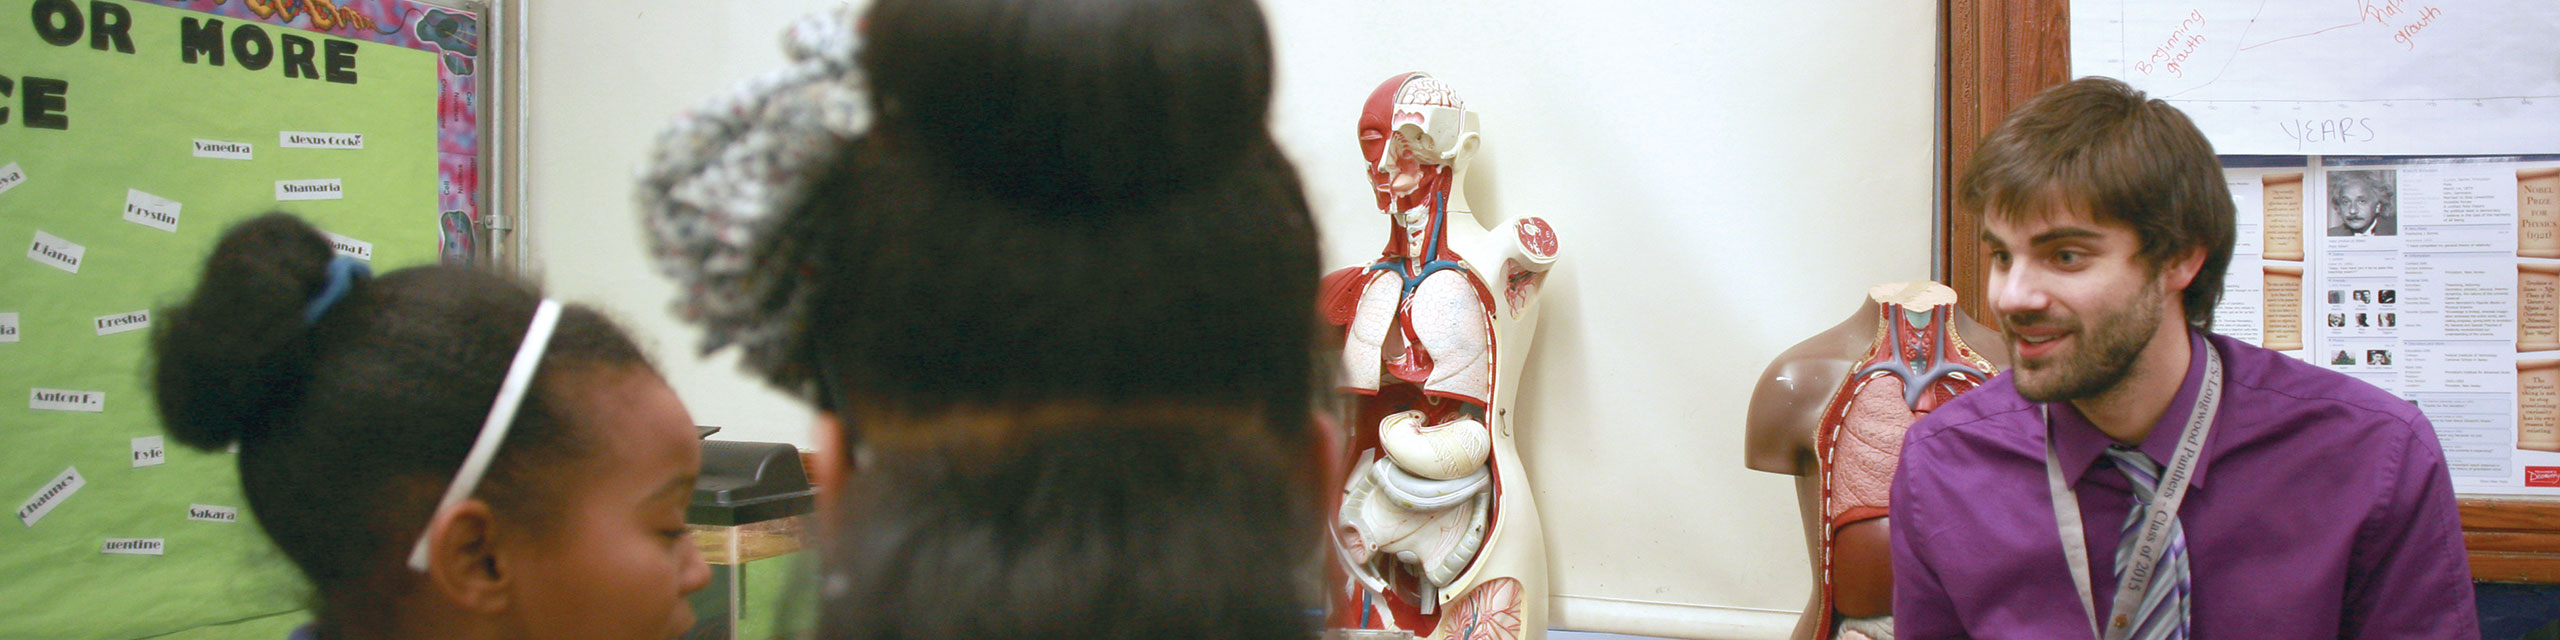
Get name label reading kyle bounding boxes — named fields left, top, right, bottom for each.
left=280, top=132, right=364, bottom=149
left=101, top=538, right=164, bottom=556
left=30, top=388, right=104, bottom=413
left=0, top=312, right=18, bottom=343
left=324, top=231, right=373, bottom=261
left=94, top=310, right=151, bottom=336
left=27, top=231, right=84, bottom=273
left=276, top=179, right=344, bottom=201
left=191, top=140, right=253, bottom=160
left=187, top=505, right=239, bottom=523
left=17, top=467, right=83, bottom=527
left=123, top=190, right=182, bottom=232
left=133, top=436, right=166, bottom=468
left=0, top=162, right=25, bottom=196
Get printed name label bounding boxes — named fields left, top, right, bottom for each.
left=0, top=162, right=24, bottom=196
left=133, top=436, right=166, bottom=468
left=280, top=132, right=364, bottom=149
left=123, top=190, right=182, bottom=232
left=0, top=312, right=17, bottom=343
left=187, top=504, right=239, bottom=523
left=191, top=140, right=253, bottom=160
left=18, top=467, right=83, bottom=527
left=101, top=538, right=164, bottom=555
left=27, top=231, right=84, bottom=273
left=30, top=388, right=104, bottom=413
left=276, top=179, right=345, bottom=201
left=324, top=231, right=373, bottom=261
left=94, top=310, right=151, bottom=336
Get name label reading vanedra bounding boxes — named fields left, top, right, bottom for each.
left=95, top=310, right=151, bottom=336
left=18, top=467, right=84, bottom=527
left=280, top=132, right=363, bottom=149
left=276, top=179, right=344, bottom=201
left=191, top=140, right=252, bottom=160
left=0, top=162, right=25, bottom=196
left=30, top=388, right=104, bottom=412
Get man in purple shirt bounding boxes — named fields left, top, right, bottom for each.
left=1891, top=77, right=2476, bottom=639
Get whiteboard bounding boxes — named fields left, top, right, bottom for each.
left=2072, top=0, right=2560, bottom=155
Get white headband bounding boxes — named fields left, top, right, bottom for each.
left=405, top=299, right=566, bottom=572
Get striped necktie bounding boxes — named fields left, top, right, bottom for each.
left=2103, top=445, right=2191, bottom=640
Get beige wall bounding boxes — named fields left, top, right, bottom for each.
left=523, top=2, right=1939, bottom=637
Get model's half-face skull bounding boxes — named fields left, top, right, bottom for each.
left=1360, top=74, right=1468, bottom=214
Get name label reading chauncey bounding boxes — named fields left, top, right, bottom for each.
left=101, top=538, right=164, bottom=556
left=187, top=504, right=239, bottom=523
left=18, top=467, right=83, bottom=527
left=324, top=231, right=374, bottom=261
left=280, top=132, right=364, bottom=150
left=123, top=190, right=182, bottom=232
left=276, top=179, right=345, bottom=201
left=27, top=231, right=84, bottom=273
left=30, top=388, right=104, bottom=413
left=0, top=162, right=25, bottom=196
left=94, top=310, right=151, bottom=336
left=191, top=140, right=253, bottom=160
left=0, top=312, right=18, bottom=343
left=133, top=436, right=167, bottom=468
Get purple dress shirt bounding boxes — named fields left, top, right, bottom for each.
left=1891, top=331, right=2477, bottom=638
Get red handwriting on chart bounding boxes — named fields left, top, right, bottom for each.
left=2134, top=10, right=2206, bottom=77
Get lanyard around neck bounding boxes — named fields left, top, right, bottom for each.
left=2042, top=342, right=2222, bottom=640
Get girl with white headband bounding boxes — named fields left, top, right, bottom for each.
left=151, top=213, right=710, bottom=639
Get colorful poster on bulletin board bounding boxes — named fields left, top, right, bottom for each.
left=1, top=0, right=481, bottom=635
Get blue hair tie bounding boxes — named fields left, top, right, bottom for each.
left=302, top=255, right=372, bottom=324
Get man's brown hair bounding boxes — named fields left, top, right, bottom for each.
left=1959, top=76, right=2235, bottom=328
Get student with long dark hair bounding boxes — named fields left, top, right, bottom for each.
left=154, top=213, right=710, bottom=639
left=640, top=0, right=1326, bottom=637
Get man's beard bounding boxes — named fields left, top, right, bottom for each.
left=2008, top=283, right=2166, bottom=403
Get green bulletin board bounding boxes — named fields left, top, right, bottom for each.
left=2, top=0, right=472, bottom=636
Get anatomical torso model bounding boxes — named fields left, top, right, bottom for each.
left=1325, top=73, right=1558, bottom=640
left=1745, top=281, right=2005, bottom=640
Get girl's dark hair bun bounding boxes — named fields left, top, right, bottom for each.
left=152, top=213, right=340, bottom=451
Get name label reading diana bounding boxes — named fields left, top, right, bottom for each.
left=123, top=190, right=182, bottom=232
left=191, top=140, right=253, bottom=160
left=30, top=388, right=104, bottom=412
left=133, top=436, right=166, bottom=468
left=17, top=467, right=83, bottom=527
left=280, top=132, right=364, bottom=149
left=0, top=162, right=25, bottom=196
left=94, top=310, right=151, bottom=336
left=27, top=231, right=84, bottom=273
left=276, top=179, right=345, bottom=201
left=101, top=538, right=164, bottom=556
left=324, top=231, right=373, bottom=261
left=187, top=505, right=239, bottom=523
left=0, top=312, right=17, bottom=343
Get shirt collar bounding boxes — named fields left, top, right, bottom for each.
left=2048, top=330, right=2213, bottom=488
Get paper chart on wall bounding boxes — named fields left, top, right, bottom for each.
left=2073, top=1, right=2560, bottom=155
left=2235, top=155, right=2560, bottom=495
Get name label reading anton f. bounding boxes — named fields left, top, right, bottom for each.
left=18, top=467, right=84, bottom=527
left=280, top=132, right=364, bottom=149
left=101, top=538, right=164, bottom=556
left=123, top=190, right=182, bottom=232
left=27, top=231, right=84, bottom=273
left=30, top=388, right=104, bottom=412
left=276, top=179, right=344, bottom=201
left=95, top=310, right=151, bottom=336
left=191, top=140, right=253, bottom=160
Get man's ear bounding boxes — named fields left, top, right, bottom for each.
left=422, top=499, right=510, bottom=614
left=2161, top=245, right=2209, bottom=292
left=811, top=412, right=846, bottom=497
